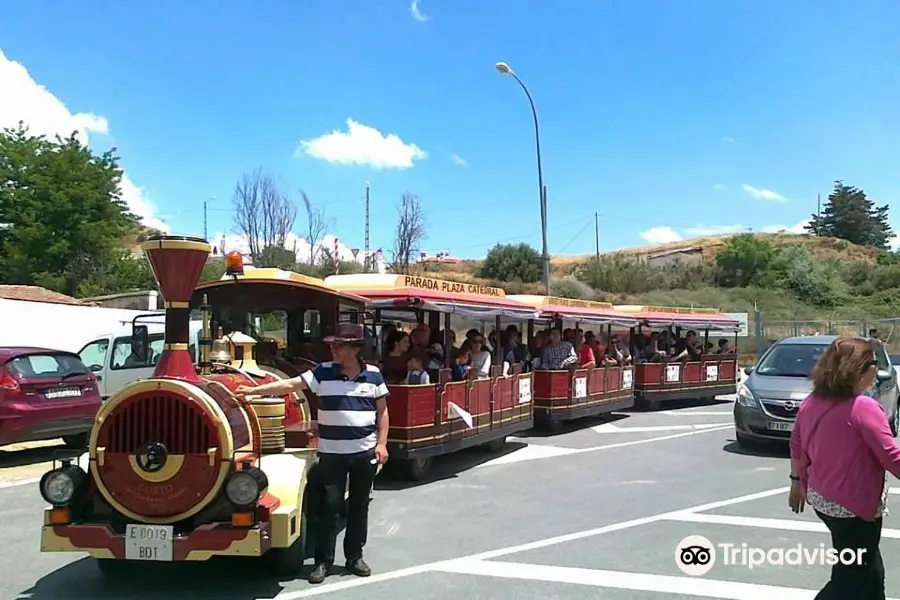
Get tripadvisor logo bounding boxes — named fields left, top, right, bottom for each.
left=675, top=535, right=866, bottom=576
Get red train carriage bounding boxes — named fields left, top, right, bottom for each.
left=324, top=274, right=538, bottom=480
left=614, top=305, right=740, bottom=410
left=507, top=296, right=640, bottom=431
left=37, top=237, right=363, bottom=576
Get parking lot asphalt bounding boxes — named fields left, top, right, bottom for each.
left=5, top=395, right=897, bottom=600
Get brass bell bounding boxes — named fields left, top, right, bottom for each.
left=209, top=337, right=233, bottom=363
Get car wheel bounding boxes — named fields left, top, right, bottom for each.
left=735, top=432, right=758, bottom=450
left=62, top=433, right=89, bottom=449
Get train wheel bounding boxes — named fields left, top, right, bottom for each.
left=482, top=436, right=506, bottom=452
left=401, top=457, right=432, bottom=480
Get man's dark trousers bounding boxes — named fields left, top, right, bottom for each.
left=314, top=452, right=377, bottom=565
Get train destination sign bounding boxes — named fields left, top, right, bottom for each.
left=401, top=275, right=503, bottom=298
left=543, top=296, right=614, bottom=310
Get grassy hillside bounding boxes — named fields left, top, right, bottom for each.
left=418, top=232, right=899, bottom=325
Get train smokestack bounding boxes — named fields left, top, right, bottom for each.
left=140, top=235, right=212, bottom=381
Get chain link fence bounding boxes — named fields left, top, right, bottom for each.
left=748, top=313, right=900, bottom=360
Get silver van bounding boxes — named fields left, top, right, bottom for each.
left=733, top=335, right=899, bottom=447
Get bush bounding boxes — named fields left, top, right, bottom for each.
left=574, top=254, right=714, bottom=295
left=551, top=277, right=594, bottom=299
left=480, top=243, right=542, bottom=283
left=714, top=234, right=775, bottom=287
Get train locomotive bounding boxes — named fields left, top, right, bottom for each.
left=38, top=235, right=324, bottom=576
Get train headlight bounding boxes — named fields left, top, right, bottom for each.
left=225, top=467, right=268, bottom=508
left=40, top=463, right=87, bottom=507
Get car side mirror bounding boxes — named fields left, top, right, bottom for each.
left=876, top=369, right=893, bottom=382
left=744, top=366, right=754, bottom=375
left=89, top=364, right=103, bottom=372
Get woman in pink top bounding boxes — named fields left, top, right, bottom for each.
left=789, top=337, right=899, bottom=599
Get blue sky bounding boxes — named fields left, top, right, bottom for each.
left=1, top=0, right=898, bottom=259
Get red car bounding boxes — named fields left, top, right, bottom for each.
left=0, top=347, right=102, bottom=448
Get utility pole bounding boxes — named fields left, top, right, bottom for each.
left=364, top=182, right=371, bottom=270
left=815, top=193, right=821, bottom=235
left=595, top=211, right=600, bottom=257
left=203, top=197, right=208, bottom=241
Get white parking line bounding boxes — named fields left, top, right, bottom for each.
left=432, top=560, right=891, bottom=600
left=665, top=512, right=900, bottom=539
left=268, top=486, right=788, bottom=599
left=661, top=410, right=735, bottom=416
left=0, top=477, right=39, bottom=490
left=592, top=423, right=731, bottom=433
left=480, top=424, right=733, bottom=468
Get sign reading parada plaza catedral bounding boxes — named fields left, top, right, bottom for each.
left=402, top=275, right=503, bottom=297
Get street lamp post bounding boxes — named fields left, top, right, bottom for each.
left=495, top=61, right=550, bottom=295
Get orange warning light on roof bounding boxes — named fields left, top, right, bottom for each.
left=225, top=251, right=244, bottom=275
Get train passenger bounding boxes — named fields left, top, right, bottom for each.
left=451, top=348, right=470, bottom=381
left=382, top=330, right=410, bottom=384
left=464, top=334, right=492, bottom=378
left=427, top=342, right=444, bottom=370
left=234, top=323, right=388, bottom=584
left=410, top=324, right=430, bottom=352
left=672, top=330, right=702, bottom=361
left=639, top=331, right=666, bottom=362
left=539, top=328, right=578, bottom=370
left=379, top=323, right=397, bottom=358
left=579, top=331, right=599, bottom=367
left=405, top=351, right=430, bottom=384
left=503, top=327, right=530, bottom=370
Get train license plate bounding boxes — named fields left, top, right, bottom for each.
left=125, top=524, right=173, bottom=561
left=44, top=387, right=82, bottom=399
left=767, top=421, right=794, bottom=432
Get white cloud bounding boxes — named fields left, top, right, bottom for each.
left=713, top=184, right=727, bottom=191
left=684, top=224, right=748, bottom=237
left=640, top=226, right=682, bottom=244
left=211, top=232, right=387, bottom=272
left=0, top=49, right=168, bottom=232
left=761, top=219, right=810, bottom=234
left=410, top=0, right=429, bottom=21
left=449, top=153, right=466, bottom=166
left=297, top=118, right=427, bottom=170
left=742, top=184, right=788, bottom=202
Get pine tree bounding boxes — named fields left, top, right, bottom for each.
left=806, top=181, right=893, bottom=249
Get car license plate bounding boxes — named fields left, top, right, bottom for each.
left=768, top=421, right=794, bottom=432
left=125, top=524, right=174, bottom=561
left=44, top=387, right=82, bottom=399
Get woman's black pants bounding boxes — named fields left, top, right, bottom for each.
left=815, top=511, right=885, bottom=599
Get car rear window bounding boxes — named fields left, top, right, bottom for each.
left=892, top=355, right=900, bottom=366
left=6, top=353, right=88, bottom=379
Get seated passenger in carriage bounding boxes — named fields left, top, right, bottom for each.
left=405, top=351, right=431, bottom=384
left=539, top=328, right=578, bottom=370
left=636, top=331, right=666, bottom=363
left=382, top=330, right=410, bottom=384
left=410, top=324, right=430, bottom=352
left=716, top=338, right=735, bottom=354
left=451, top=348, right=470, bottom=381
left=607, top=334, right=632, bottom=366
left=462, top=335, right=491, bottom=378
left=579, top=331, right=599, bottom=367
left=672, top=330, right=702, bottom=361
left=502, top=326, right=530, bottom=370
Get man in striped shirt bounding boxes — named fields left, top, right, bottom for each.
left=236, top=323, right=389, bottom=584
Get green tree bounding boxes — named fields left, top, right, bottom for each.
left=0, top=123, right=140, bottom=295
left=807, top=181, right=893, bottom=249
left=481, top=243, right=542, bottom=283
left=714, top=234, right=776, bottom=287
left=767, top=246, right=844, bottom=307
left=199, top=258, right=227, bottom=284
left=255, top=245, right=298, bottom=270
left=315, top=247, right=367, bottom=277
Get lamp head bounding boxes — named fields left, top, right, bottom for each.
left=495, top=62, right=513, bottom=75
